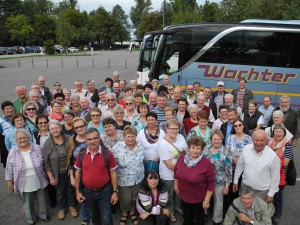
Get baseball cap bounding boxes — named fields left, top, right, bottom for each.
left=217, top=81, right=224, bottom=86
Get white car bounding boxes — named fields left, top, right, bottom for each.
left=68, top=47, right=79, bottom=52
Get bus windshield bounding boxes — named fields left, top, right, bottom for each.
left=152, top=26, right=226, bottom=79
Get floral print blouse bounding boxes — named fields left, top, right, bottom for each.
left=111, top=141, right=145, bottom=186
left=203, top=145, right=232, bottom=185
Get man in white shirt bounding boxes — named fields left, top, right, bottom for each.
left=233, top=130, right=280, bottom=214
left=71, top=80, right=87, bottom=99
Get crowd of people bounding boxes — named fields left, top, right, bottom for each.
left=0, top=72, right=298, bottom=225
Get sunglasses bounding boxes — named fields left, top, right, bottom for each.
left=26, top=108, right=36, bottom=111
left=234, top=124, right=243, bottom=128
left=125, top=102, right=133, bottom=106
left=74, top=124, right=85, bottom=130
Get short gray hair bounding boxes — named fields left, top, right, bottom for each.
left=280, top=95, right=290, bottom=102
left=187, top=104, right=199, bottom=112
left=272, top=110, right=283, bottom=118
left=28, top=90, right=40, bottom=97
left=23, top=101, right=39, bottom=112
left=63, top=88, right=71, bottom=94
left=224, top=93, right=234, bottom=99
left=106, top=93, right=116, bottom=99
left=239, top=184, right=255, bottom=197
left=48, top=120, right=62, bottom=129
left=70, top=95, right=80, bottom=101
left=113, top=105, right=124, bottom=114
left=14, top=128, right=31, bottom=142
left=86, top=79, right=96, bottom=85
left=85, top=127, right=100, bottom=137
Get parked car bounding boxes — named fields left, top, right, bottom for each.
left=5, top=47, right=16, bottom=54
left=68, top=47, right=79, bottom=52
left=25, top=46, right=39, bottom=53
left=0, top=48, right=7, bottom=55
left=13, top=46, right=25, bottom=54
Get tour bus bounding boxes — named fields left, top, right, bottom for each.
left=134, top=20, right=300, bottom=109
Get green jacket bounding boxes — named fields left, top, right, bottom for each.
left=223, top=196, right=272, bottom=225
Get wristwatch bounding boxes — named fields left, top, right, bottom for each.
left=250, top=220, right=254, bottom=224
left=113, top=190, right=118, bottom=193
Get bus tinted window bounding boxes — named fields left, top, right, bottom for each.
left=199, top=31, right=243, bottom=64
left=199, top=30, right=289, bottom=68
left=243, top=31, right=282, bottom=67
left=160, top=27, right=222, bottom=74
left=283, top=33, right=300, bottom=68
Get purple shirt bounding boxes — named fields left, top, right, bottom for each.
left=174, top=153, right=215, bottom=203
left=5, top=144, right=48, bottom=194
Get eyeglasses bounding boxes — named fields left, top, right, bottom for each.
left=38, top=121, right=48, bottom=125
left=115, top=112, right=124, bottom=115
left=86, top=137, right=99, bottom=142
left=54, top=84, right=61, bottom=86
left=91, top=114, right=100, bottom=117
left=168, top=127, right=179, bottom=131
left=17, top=137, right=28, bottom=141
left=125, top=102, right=133, bottom=106
left=234, top=124, right=243, bottom=128
left=220, top=111, right=227, bottom=113
left=107, top=99, right=115, bottom=102
left=26, top=108, right=36, bottom=111
left=74, top=124, right=85, bottom=130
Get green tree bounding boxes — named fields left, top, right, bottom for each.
left=171, top=0, right=202, bottom=24
left=111, top=5, right=131, bottom=44
left=0, top=0, right=23, bottom=45
left=200, top=1, right=220, bottom=22
left=22, top=0, right=54, bottom=22
left=137, top=12, right=162, bottom=38
left=130, top=0, right=152, bottom=38
left=33, top=13, right=56, bottom=45
left=283, top=0, right=300, bottom=19
left=159, top=0, right=173, bottom=28
left=90, top=7, right=115, bottom=47
left=6, top=14, right=34, bottom=46
left=56, top=11, right=78, bottom=50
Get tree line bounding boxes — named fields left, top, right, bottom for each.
left=1, top=0, right=299, bottom=49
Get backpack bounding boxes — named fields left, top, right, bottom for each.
left=78, top=145, right=110, bottom=190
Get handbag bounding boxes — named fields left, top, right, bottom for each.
left=286, top=160, right=297, bottom=186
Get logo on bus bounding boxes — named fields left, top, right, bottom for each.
left=198, top=64, right=297, bottom=84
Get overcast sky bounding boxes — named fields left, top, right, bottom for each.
left=52, top=0, right=219, bottom=14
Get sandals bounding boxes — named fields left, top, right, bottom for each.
left=170, top=215, right=177, bottom=222
left=130, top=213, right=139, bottom=225
left=120, top=215, right=127, bottom=225
left=175, top=208, right=183, bottom=216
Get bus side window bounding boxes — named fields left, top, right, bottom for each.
left=243, top=31, right=282, bottom=67
left=283, top=33, right=300, bottom=68
left=199, top=31, right=243, bottom=64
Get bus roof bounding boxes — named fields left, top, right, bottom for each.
left=241, top=19, right=300, bottom=25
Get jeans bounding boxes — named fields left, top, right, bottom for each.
left=274, top=186, right=285, bottom=220
left=55, top=173, right=68, bottom=210
left=83, top=184, right=113, bottom=225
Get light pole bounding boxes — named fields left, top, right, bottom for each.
left=163, top=0, right=166, bottom=29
